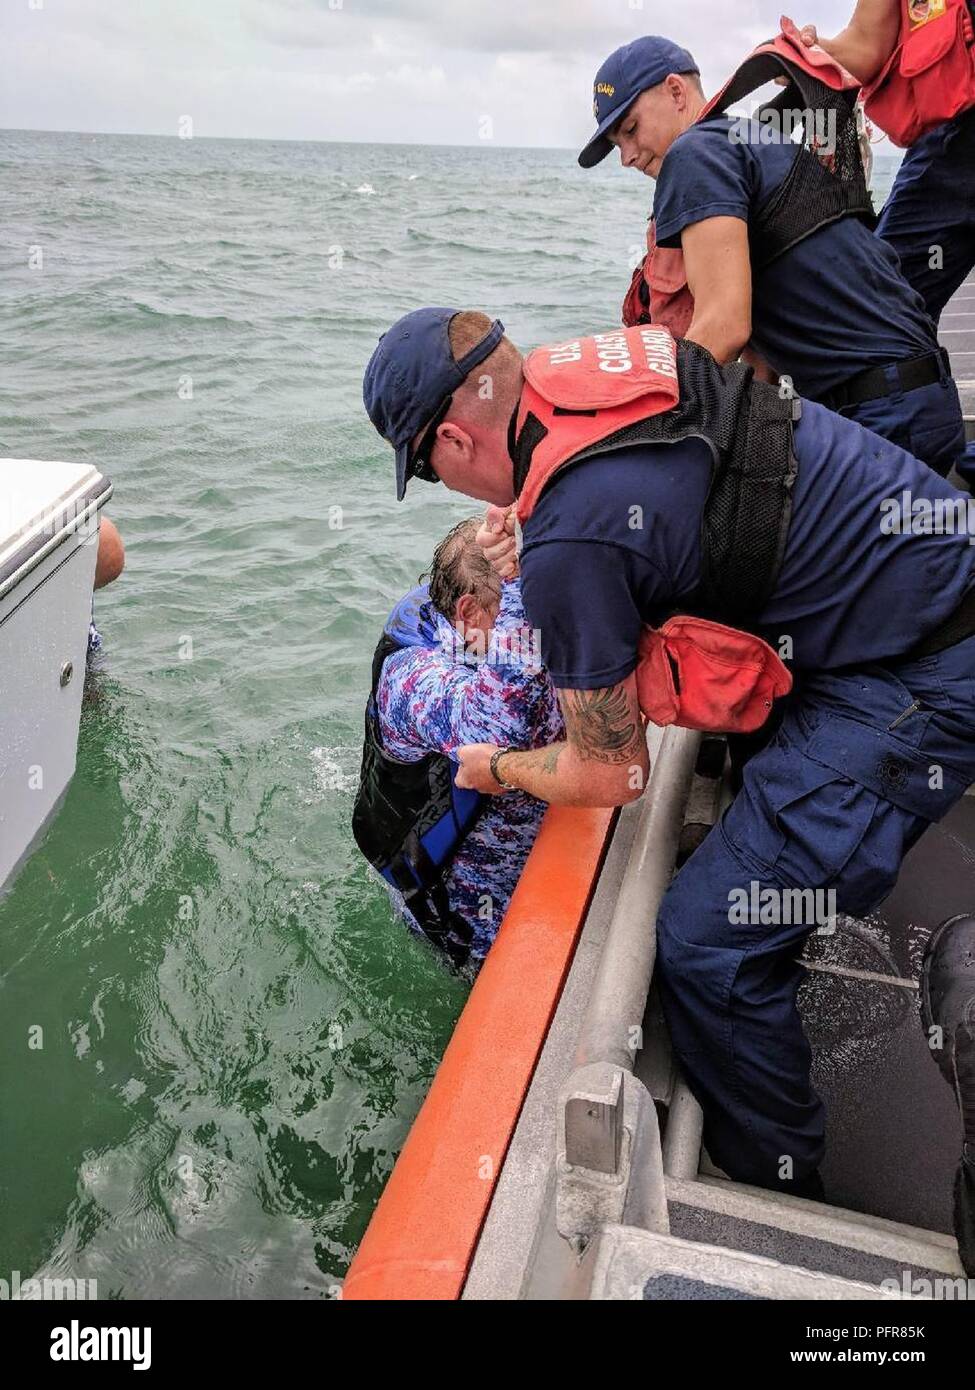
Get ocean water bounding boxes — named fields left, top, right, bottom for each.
left=0, top=129, right=902, bottom=1297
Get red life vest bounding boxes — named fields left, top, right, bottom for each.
left=702, top=16, right=861, bottom=117
left=514, top=325, right=680, bottom=522
left=863, top=0, right=975, bottom=147
left=514, top=326, right=793, bottom=735
left=623, top=17, right=864, bottom=333
left=622, top=221, right=695, bottom=336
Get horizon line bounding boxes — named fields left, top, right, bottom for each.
left=0, top=123, right=586, bottom=154
left=0, top=122, right=903, bottom=160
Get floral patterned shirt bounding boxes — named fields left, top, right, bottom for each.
left=376, top=579, right=564, bottom=961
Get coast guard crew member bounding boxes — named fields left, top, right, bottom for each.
left=579, top=34, right=966, bottom=478
left=363, top=306, right=975, bottom=1226
left=796, top=0, right=975, bottom=326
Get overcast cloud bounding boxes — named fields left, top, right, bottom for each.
left=1, top=0, right=873, bottom=149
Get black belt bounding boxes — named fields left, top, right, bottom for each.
left=820, top=348, right=951, bottom=413
left=905, top=585, right=975, bottom=661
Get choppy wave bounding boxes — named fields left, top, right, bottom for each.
left=308, top=746, right=360, bottom=797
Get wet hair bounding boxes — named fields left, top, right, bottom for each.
left=423, top=516, right=501, bottom=621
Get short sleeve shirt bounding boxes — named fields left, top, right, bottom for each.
left=651, top=117, right=938, bottom=398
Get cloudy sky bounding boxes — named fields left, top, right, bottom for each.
left=1, top=0, right=865, bottom=148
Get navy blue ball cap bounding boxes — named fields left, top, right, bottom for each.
left=579, top=35, right=699, bottom=169
left=363, top=307, right=505, bottom=501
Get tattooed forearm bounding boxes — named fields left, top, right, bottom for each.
left=559, top=685, right=640, bottom=764
left=541, top=743, right=563, bottom=776
left=503, top=743, right=565, bottom=781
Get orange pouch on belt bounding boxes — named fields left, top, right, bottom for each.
left=636, top=615, right=793, bottom=735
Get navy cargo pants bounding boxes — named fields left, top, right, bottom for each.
left=876, top=107, right=975, bottom=327
left=874, top=106, right=975, bottom=485
left=842, top=370, right=967, bottom=483
left=656, top=631, right=975, bottom=1192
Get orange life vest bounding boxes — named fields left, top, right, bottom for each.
left=863, top=0, right=975, bottom=147
left=514, top=325, right=680, bottom=521
left=622, top=221, right=696, bottom=336
left=623, top=18, right=867, bottom=333
left=513, top=326, right=793, bottom=735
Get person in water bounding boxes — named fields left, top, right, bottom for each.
left=578, top=34, right=967, bottom=481
left=352, top=515, right=562, bottom=971
left=363, top=306, right=975, bottom=1223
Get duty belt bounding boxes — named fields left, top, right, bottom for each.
left=819, top=347, right=952, bottom=413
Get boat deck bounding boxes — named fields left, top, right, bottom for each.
left=808, top=802, right=975, bottom=1234
left=464, top=756, right=968, bottom=1295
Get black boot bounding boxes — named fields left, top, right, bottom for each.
left=921, top=915, right=975, bottom=1085
left=921, top=915, right=975, bottom=1277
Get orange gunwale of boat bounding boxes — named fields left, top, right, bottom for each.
left=342, top=804, right=618, bottom=1301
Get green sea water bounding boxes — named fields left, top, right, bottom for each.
left=0, top=128, right=902, bottom=1297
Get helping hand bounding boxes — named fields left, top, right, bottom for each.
left=476, top=504, right=519, bottom=581
left=773, top=23, right=820, bottom=85
left=455, top=743, right=509, bottom=793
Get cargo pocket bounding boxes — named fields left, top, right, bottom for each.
left=765, top=767, right=879, bottom=890
left=909, top=407, right=966, bottom=479
left=724, top=731, right=879, bottom=890
left=900, top=2, right=966, bottom=79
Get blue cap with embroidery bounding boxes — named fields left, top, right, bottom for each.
left=363, top=308, right=505, bottom=500
left=579, top=36, right=699, bottom=168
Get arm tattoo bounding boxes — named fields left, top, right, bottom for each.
left=506, top=743, right=564, bottom=781
left=559, top=685, right=640, bottom=764
left=542, top=744, right=563, bottom=775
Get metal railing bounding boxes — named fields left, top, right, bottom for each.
left=557, top=725, right=704, bottom=1242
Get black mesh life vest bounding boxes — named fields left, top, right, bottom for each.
left=352, top=622, right=483, bottom=968
left=513, top=339, right=800, bottom=626
left=705, top=49, right=877, bottom=270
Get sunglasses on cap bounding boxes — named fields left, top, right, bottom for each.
left=408, top=395, right=453, bottom=485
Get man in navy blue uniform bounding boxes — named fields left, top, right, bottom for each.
left=363, top=306, right=975, bottom=1237
left=578, top=35, right=967, bottom=480
left=795, top=0, right=975, bottom=328
left=795, top=0, right=975, bottom=486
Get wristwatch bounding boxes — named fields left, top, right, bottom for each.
left=490, top=746, right=520, bottom=791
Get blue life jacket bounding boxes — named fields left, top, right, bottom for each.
left=351, top=584, right=484, bottom=965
